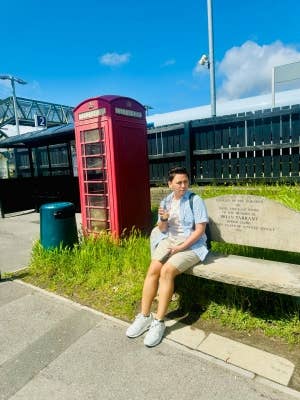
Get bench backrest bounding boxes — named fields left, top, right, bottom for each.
left=205, top=195, right=300, bottom=253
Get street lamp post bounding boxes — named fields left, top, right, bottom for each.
left=207, top=0, right=216, bottom=117
left=198, top=0, right=216, bottom=117
left=143, top=104, right=153, bottom=116
left=0, top=75, right=27, bottom=135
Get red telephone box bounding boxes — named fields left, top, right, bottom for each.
left=74, top=95, right=151, bottom=237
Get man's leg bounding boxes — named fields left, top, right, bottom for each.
left=141, top=260, right=163, bottom=316
left=143, top=262, right=179, bottom=347
left=155, top=263, right=180, bottom=320
left=126, top=260, right=162, bottom=338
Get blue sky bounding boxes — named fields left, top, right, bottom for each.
left=1, top=0, right=300, bottom=115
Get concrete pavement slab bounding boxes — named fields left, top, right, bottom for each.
left=0, top=279, right=32, bottom=307
left=197, top=333, right=295, bottom=386
left=0, top=211, right=39, bottom=273
left=0, top=283, right=80, bottom=364
left=0, top=309, right=101, bottom=400
left=0, top=211, right=82, bottom=273
left=5, top=311, right=296, bottom=400
left=165, top=318, right=206, bottom=349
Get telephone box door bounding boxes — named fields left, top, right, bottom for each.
left=77, top=124, right=110, bottom=233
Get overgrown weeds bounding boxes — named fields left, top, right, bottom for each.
left=27, top=230, right=150, bottom=319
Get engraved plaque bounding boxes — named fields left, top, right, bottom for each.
left=205, top=195, right=300, bottom=252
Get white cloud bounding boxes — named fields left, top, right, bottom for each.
left=161, top=59, right=176, bottom=67
left=217, top=40, right=300, bottom=100
left=193, top=63, right=206, bottom=75
left=99, top=52, right=131, bottom=66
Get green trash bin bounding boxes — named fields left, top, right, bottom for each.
left=40, top=202, right=78, bottom=249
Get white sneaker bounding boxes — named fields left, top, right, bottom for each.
left=143, top=319, right=166, bottom=347
left=126, top=313, right=153, bottom=338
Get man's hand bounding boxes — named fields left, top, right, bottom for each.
left=168, top=244, right=184, bottom=255
left=158, top=207, right=169, bottom=221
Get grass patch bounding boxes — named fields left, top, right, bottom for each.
left=174, top=275, right=300, bottom=344
left=193, top=182, right=300, bottom=211
left=21, top=184, right=300, bottom=345
left=24, top=230, right=150, bottom=320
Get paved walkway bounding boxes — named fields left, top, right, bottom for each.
left=0, top=210, right=82, bottom=274
left=0, top=211, right=299, bottom=399
left=0, top=211, right=40, bottom=274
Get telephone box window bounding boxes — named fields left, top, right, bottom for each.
left=81, top=128, right=100, bottom=142
left=87, top=208, right=107, bottom=220
left=85, top=170, right=106, bottom=181
left=86, top=195, right=107, bottom=208
left=85, top=156, right=105, bottom=169
left=84, top=143, right=105, bottom=156
left=88, top=220, right=109, bottom=231
left=86, top=182, right=106, bottom=194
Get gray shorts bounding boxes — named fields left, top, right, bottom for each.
left=152, top=237, right=201, bottom=273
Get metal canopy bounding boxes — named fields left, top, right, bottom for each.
left=0, top=97, right=74, bottom=130
left=0, top=123, right=75, bottom=148
left=0, top=129, right=8, bottom=140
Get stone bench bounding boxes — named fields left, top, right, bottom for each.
left=187, top=195, right=300, bottom=297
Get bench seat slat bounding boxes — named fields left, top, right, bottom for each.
left=187, top=252, right=300, bottom=297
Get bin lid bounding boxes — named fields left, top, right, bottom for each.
left=40, top=202, right=74, bottom=211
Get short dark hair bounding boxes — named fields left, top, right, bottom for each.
left=168, top=167, right=189, bottom=182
